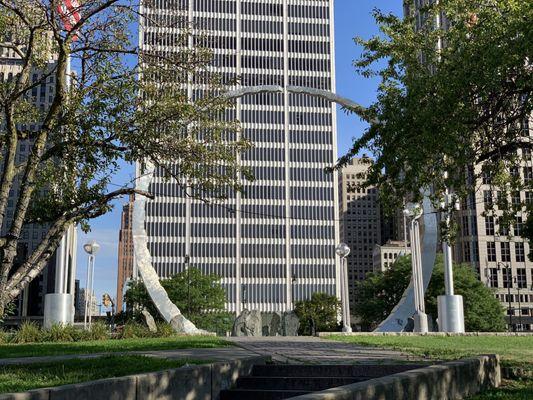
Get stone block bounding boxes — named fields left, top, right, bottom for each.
left=136, top=365, right=211, bottom=400
left=48, top=376, right=136, bottom=400
left=232, top=310, right=262, bottom=337
left=281, top=311, right=300, bottom=336
left=211, top=357, right=267, bottom=400
left=0, top=389, right=50, bottom=400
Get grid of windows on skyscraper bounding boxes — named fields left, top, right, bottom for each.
left=140, top=0, right=339, bottom=312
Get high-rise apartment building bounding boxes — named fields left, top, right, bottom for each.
left=139, top=0, right=340, bottom=313
left=404, top=0, right=533, bottom=331
left=338, top=157, right=381, bottom=307
left=0, top=40, right=77, bottom=320
left=116, top=195, right=135, bottom=311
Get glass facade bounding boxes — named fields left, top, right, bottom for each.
left=140, top=0, right=339, bottom=312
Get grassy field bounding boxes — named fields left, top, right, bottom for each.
left=327, top=335, right=533, bottom=400
left=0, top=335, right=231, bottom=359
left=0, top=355, right=205, bottom=394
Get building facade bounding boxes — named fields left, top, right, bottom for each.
left=338, top=157, right=381, bottom=307
left=0, top=40, right=77, bottom=320
left=372, top=240, right=410, bottom=273
left=404, top=0, right=533, bottom=331
left=139, top=0, right=340, bottom=313
left=116, top=195, right=135, bottom=312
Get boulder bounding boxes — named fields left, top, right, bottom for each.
left=142, top=309, right=158, bottom=333
left=281, top=311, right=300, bottom=336
left=232, top=309, right=262, bottom=337
left=261, top=312, right=281, bottom=336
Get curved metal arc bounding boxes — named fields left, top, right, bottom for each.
left=132, top=161, right=203, bottom=334
left=133, top=84, right=436, bottom=333
left=375, top=195, right=438, bottom=332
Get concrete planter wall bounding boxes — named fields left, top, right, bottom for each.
left=0, top=356, right=268, bottom=400
left=287, top=355, right=501, bottom=400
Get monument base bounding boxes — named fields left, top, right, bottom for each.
left=414, top=311, right=429, bottom=333
left=438, top=295, right=465, bottom=333
left=43, top=293, right=74, bottom=329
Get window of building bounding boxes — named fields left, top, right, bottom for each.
left=489, top=268, right=498, bottom=288
left=487, top=242, right=497, bottom=262
left=503, top=268, right=512, bottom=288
left=516, top=268, right=527, bottom=288
left=515, top=242, right=525, bottom=262
left=483, top=190, right=493, bottom=207
left=514, top=216, right=523, bottom=236
left=501, top=242, right=511, bottom=262
left=485, top=216, right=495, bottom=235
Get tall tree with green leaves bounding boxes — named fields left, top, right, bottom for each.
left=294, top=292, right=341, bottom=336
left=355, top=255, right=506, bottom=332
left=342, top=0, right=532, bottom=240
left=0, top=0, right=250, bottom=318
left=124, top=268, right=232, bottom=333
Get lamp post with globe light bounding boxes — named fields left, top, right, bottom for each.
left=336, top=242, right=351, bottom=332
left=83, top=240, right=100, bottom=329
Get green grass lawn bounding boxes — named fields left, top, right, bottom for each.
left=0, top=335, right=231, bottom=359
left=0, top=355, right=206, bottom=394
left=327, top=335, right=533, bottom=400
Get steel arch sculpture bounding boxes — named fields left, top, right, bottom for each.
left=132, top=85, right=438, bottom=333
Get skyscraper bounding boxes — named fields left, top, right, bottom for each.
left=338, top=157, right=381, bottom=308
left=0, top=38, right=77, bottom=319
left=404, top=0, right=533, bottom=331
left=139, top=0, right=340, bottom=313
left=116, top=194, right=135, bottom=311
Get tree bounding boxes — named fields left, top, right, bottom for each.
left=340, top=1, right=532, bottom=239
left=355, top=255, right=506, bottom=332
left=124, top=268, right=232, bottom=333
left=0, top=1, right=250, bottom=317
left=294, top=292, right=341, bottom=336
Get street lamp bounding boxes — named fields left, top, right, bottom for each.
left=514, top=277, right=522, bottom=331
left=291, top=274, right=297, bottom=307
left=83, top=240, right=100, bottom=329
left=497, top=262, right=513, bottom=331
left=336, top=242, right=351, bottom=333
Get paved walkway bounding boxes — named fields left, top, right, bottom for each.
left=0, top=347, right=258, bottom=366
left=228, top=336, right=421, bottom=364
left=0, top=337, right=421, bottom=366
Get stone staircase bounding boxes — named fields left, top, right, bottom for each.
left=219, top=363, right=425, bottom=400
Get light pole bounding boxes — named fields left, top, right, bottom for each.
left=336, top=243, right=351, bottom=333
left=498, top=262, right=513, bottom=331
left=184, top=255, right=191, bottom=316
left=403, top=203, right=429, bottom=333
left=83, top=240, right=100, bottom=329
left=291, top=274, right=297, bottom=308
left=514, top=277, right=522, bottom=331
left=436, top=190, right=465, bottom=333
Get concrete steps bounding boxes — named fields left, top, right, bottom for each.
left=219, top=363, right=426, bottom=400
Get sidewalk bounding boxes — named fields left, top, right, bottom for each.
left=0, top=346, right=258, bottom=366
left=228, top=336, right=422, bottom=364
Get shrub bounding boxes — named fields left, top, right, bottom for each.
left=0, top=330, right=10, bottom=344
left=190, top=312, right=234, bottom=336
left=12, top=321, right=42, bottom=343
left=154, top=322, right=175, bottom=338
left=88, top=322, right=109, bottom=341
left=44, top=324, right=76, bottom=342
left=120, top=322, right=153, bottom=339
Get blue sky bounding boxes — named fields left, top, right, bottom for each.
left=76, top=1, right=403, bottom=310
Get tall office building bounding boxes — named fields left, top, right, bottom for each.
left=116, top=195, right=135, bottom=312
left=0, top=39, right=77, bottom=320
left=139, top=0, right=340, bottom=313
left=404, top=0, right=533, bottom=331
left=338, top=157, right=381, bottom=307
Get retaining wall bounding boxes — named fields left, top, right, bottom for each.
left=0, top=356, right=268, bottom=400
left=287, top=355, right=501, bottom=400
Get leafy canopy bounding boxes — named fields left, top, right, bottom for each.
left=294, top=292, right=341, bottom=335
left=355, top=255, right=507, bottom=332
left=343, top=1, right=532, bottom=230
